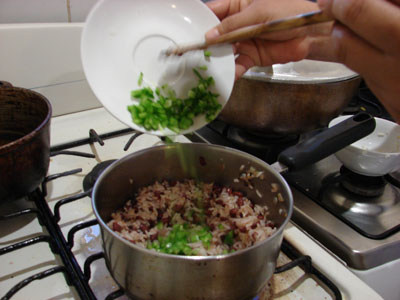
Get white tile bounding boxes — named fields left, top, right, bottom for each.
left=0, top=0, right=68, bottom=23
left=0, top=23, right=85, bottom=89
left=69, top=0, right=99, bottom=22
left=33, top=80, right=101, bottom=117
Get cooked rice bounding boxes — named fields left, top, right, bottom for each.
left=107, top=179, right=276, bottom=256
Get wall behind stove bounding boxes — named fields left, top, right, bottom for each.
left=0, top=0, right=210, bottom=117
left=0, top=0, right=211, bottom=23
left=0, top=0, right=103, bottom=117
left=0, top=23, right=102, bottom=117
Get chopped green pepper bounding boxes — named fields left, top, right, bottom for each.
left=147, top=223, right=214, bottom=256
left=223, top=230, right=234, bottom=246
left=137, top=72, right=144, bottom=86
left=127, top=68, right=221, bottom=133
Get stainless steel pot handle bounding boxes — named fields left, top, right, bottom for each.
left=277, top=112, right=376, bottom=171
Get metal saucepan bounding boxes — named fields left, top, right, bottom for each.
left=219, top=60, right=361, bottom=134
left=0, top=81, right=52, bottom=202
left=92, top=113, right=375, bottom=300
left=329, top=115, right=400, bottom=176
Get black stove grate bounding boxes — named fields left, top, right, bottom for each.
left=0, top=129, right=342, bottom=300
left=0, top=187, right=96, bottom=300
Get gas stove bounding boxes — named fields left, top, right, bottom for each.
left=0, top=108, right=381, bottom=300
left=0, top=23, right=390, bottom=300
left=196, top=83, right=400, bottom=299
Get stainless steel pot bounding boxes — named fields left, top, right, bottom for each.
left=93, top=143, right=292, bottom=300
left=219, top=60, right=361, bottom=134
left=92, top=113, right=375, bottom=300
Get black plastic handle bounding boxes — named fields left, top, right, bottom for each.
left=277, top=112, right=376, bottom=171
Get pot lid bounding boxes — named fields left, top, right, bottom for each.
left=243, top=59, right=359, bottom=84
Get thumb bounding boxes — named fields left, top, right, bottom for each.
left=205, top=16, right=242, bottom=42
left=205, top=27, right=221, bottom=41
left=205, top=4, right=258, bottom=42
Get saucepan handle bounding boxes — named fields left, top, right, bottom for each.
left=277, top=112, right=376, bottom=171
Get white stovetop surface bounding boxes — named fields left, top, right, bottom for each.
left=0, top=107, right=383, bottom=300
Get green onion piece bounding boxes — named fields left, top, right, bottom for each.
left=137, top=72, right=144, bottom=86
left=151, top=222, right=215, bottom=256
left=223, top=231, right=234, bottom=246
left=164, top=136, right=174, bottom=144
left=198, top=65, right=208, bottom=71
left=204, top=50, right=212, bottom=57
left=128, top=68, right=221, bottom=134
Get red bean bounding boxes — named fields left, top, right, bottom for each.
left=112, top=222, right=123, bottom=232
left=229, top=208, right=238, bottom=217
left=162, top=217, right=170, bottom=225
left=173, top=203, right=183, bottom=212
left=266, top=222, right=275, bottom=228
left=216, top=200, right=224, bottom=206
left=239, top=227, right=247, bottom=233
left=139, top=224, right=149, bottom=232
left=150, top=233, right=158, bottom=241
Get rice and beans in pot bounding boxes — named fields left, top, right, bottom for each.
left=108, top=179, right=276, bottom=256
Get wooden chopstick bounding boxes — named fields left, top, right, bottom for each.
left=163, top=10, right=333, bottom=56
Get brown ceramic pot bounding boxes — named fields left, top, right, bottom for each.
left=0, top=81, right=52, bottom=202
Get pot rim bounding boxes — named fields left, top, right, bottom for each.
left=242, top=60, right=360, bottom=84
left=242, top=72, right=360, bottom=84
left=92, top=143, right=294, bottom=261
left=0, top=86, right=52, bottom=154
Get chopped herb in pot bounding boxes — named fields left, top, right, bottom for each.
left=163, top=136, right=175, bottom=144
left=223, top=230, right=234, bottom=246
left=127, top=68, right=221, bottom=133
left=147, top=223, right=214, bottom=255
left=204, top=50, right=212, bottom=58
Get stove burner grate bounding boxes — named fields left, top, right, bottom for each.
left=0, top=172, right=343, bottom=300
left=205, top=119, right=299, bottom=164
left=83, top=159, right=116, bottom=193
left=339, top=166, right=387, bottom=197
left=0, top=129, right=343, bottom=300
left=317, top=166, right=400, bottom=239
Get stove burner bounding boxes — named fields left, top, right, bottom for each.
left=339, top=166, right=387, bottom=197
left=83, top=160, right=116, bottom=192
left=226, top=127, right=299, bottom=163
left=317, top=165, right=400, bottom=239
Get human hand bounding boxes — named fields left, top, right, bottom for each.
left=205, top=0, right=331, bottom=79
left=205, top=0, right=400, bottom=123
left=315, top=0, right=400, bottom=123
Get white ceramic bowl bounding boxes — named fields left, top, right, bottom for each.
left=81, top=0, right=235, bottom=136
left=329, top=115, right=400, bottom=176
